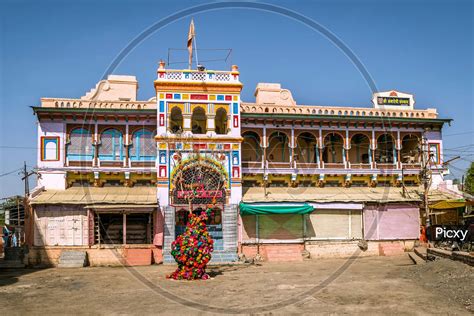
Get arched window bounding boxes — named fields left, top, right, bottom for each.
left=401, top=135, right=420, bottom=163
left=191, top=106, right=207, bottom=134
left=376, top=134, right=395, bottom=163
left=242, top=131, right=262, bottom=161
left=267, top=131, right=290, bottom=162
left=67, top=128, right=94, bottom=161
left=129, top=129, right=157, bottom=161
left=215, top=108, right=227, bottom=135
left=169, top=107, right=183, bottom=133
left=323, top=133, right=344, bottom=163
left=349, top=134, right=370, bottom=164
left=99, top=129, right=123, bottom=161
left=296, top=132, right=317, bottom=164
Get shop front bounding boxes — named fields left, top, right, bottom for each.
left=28, top=186, right=161, bottom=266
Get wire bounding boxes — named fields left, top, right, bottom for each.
left=443, top=131, right=474, bottom=137
left=0, top=168, right=22, bottom=178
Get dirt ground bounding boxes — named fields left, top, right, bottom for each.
left=0, top=255, right=472, bottom=315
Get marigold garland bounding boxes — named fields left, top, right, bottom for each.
left=167, top=208, right=214, bottom=280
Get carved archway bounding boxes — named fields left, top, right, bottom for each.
left=171, top=156, right=228, bottom=206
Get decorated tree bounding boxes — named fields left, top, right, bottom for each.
left=167, top=207, right=214, bottom=280
left=167, top=154, right=226, bottom=280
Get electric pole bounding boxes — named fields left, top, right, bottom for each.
left=420, top=136, right=431, bottom=229
left=20, top=161, right=38, bottom=198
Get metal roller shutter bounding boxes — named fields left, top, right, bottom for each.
left=363, top=205, right=420, bottom=240
left=307, top=210, right=362, bottom=240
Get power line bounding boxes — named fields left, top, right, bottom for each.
left=0, top=168, right=22, bottom=178
left=443, top=131, right=474, bottom=137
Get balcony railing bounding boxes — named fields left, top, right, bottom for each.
left=296, top=163, right=319, bottom=169
left=267, top=162, right=292, bottom=169
left=65, top=157, right=156, bottom=169
left=242, top=161, right=262, bottom=168
left=156, top=70, right=240, bottom=84
left=400, top=163, right=422, bottom=169
left=323, top=162, right=346, bottom=169
left=349, top=163, right=372, bottom=169
left=376, top=163, right=397, bottom=169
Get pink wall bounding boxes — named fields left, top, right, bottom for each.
left=364, top=204, right=420, bottom=240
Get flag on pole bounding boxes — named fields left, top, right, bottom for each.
left=187, top=19, right=195, bottom=69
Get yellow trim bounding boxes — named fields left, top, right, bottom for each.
left=156, top=135, right=243, bottom=142
left=214, top=104, right=229, bottom=114
left=168, top=103, right=184, bottom=113
left=182, top=94, right=189, bottom=100
left=209, top=95, right=216, bottom=101
left=190, top=103, right=207, bottom=113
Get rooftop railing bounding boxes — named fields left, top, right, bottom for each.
left=156, top=69, right=240, bottom=84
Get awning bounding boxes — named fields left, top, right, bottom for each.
left=239, top=202, right=314, bottom=215
left=242, top=186, right=422, bottom=203
left=430, top=199, right=466, bottom=210
left=242, top=186, right=463, bottom=204
left=30, top=187, right=157, bottom=205
left=84, top=204, right=156, bottom=210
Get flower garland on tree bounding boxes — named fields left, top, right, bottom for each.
left=167, top=207, right=214, bottom=280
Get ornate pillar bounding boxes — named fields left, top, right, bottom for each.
left=124, top=124, right=130, bottom=168
left=262, top=126, right=267, bottom=170
left=290, top=127, right=295, bottom=168
left=318, top=127, right=323, bottom=168
left=371, top=129, right=376, bottom=169
left=93, top=122, right=99, bottom=167
left=207, top=114, right=216, bottom=133
left=183, top=114, right=192, bottom=132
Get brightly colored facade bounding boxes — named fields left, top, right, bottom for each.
left=28, top=63, right=454, bottom=265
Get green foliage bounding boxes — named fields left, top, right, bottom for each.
left=464, top=162, right=474, bottom=195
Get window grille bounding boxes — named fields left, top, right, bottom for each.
left=67, top=128, right=93, bottom=160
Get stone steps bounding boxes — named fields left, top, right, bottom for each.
left=163, top=251, right=239, bottom=265
left=58, top=251, right=88, bottom=268
left=408, top=252, right=425, bottom=265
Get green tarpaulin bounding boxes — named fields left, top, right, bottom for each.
left=239, top=202, right=314, bottom=215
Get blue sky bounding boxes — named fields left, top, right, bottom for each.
left=1, top=0, right=473, bottom=197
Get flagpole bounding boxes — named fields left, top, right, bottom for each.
left=193, top=32, right=199, bottom=68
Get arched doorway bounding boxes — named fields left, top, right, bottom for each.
left=169, top=107, right=183, bottom=133
left=349, top=134, right=371, bottom=167
left=215, top=108, right=227, bottom=135
left=191, top=106, right=207, bottom=134
left=323, top=133, right=344, bottom=167
left=296, top=132, right=317, bottom=165
left=171, top=157, right=227, bottom=250
left=242, top=131, right=262, bottom=167
left=401, top=135, right=420, bottom=164
left=376, top=134, right=395, bottom=164
left=175, top=207, right=223, bottom=250
left=267, top=131, right=290, bottom=166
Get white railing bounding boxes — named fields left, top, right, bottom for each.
left=157, top=70, right=239, bottom=83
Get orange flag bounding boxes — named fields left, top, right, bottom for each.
left=187, top=19, right=195, bottom=69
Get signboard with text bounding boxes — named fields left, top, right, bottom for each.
left=372, top=90, right=415, bottom=109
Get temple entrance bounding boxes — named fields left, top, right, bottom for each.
left=170, top=156, right=228, bottom=251
left=175, top=207, right=223, bottom=250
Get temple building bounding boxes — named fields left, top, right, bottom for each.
left=27, top=61, right=456, bottom=265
